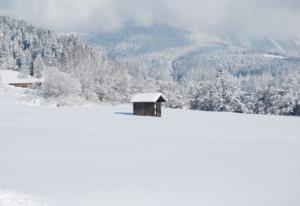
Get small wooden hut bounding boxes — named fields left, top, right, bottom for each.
left=131, top=93, right=168, bottom=117
left=0, top=70, right=42, bottom=89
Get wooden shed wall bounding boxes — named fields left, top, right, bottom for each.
left=8, top=82, right=42, bottom=89
left=156, top=102, right=161, bottom=117
left=8, top=83, right=35, bottom=88
left=133, top=102, right=156, bottom=116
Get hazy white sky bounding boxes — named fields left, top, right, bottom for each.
left=0, top=0, right=299, bottom=38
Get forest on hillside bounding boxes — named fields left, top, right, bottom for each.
left=1, top=16, right=300, bottom=116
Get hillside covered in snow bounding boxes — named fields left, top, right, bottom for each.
left=0, top=16, right=109, bottom=77
left=82, top=23, right=300, bottom=81
left=1, top=16, right=300, bottom=116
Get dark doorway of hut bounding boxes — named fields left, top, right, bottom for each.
left=131, top=93, right=168, bottom=117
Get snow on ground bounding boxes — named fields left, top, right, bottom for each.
left=0, top=70, right=41, bottom=84
left=0, top=190, right=48, bottom=206
left=262, top=53, right=285, bottom=59
left=0, top=88, right=300, bottom=206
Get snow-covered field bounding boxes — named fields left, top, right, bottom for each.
left=1, top=87, right=300, bottom=206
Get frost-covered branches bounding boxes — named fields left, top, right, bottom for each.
left=187, top=69, right=300, bottom=116
left=41, top=67, right=81, bottom=99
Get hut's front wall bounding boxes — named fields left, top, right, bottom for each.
left=133, top=102, right=156, bottom=116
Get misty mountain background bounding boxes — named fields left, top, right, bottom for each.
left=82, top=23, right=300, bottom=58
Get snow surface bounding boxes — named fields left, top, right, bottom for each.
left=0, top=70, right=41, bottom=84
left=0, top=87, right=300, bottom=206
left=131, top=93, right=167, bottom=103
left=0, top=190, right=48, bottom=206
left=262, top=54, right=285, bottom=59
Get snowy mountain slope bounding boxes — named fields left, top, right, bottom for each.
left=0, top=88, right=300, bottom=206
left=1, top=15, right=299, bottom=84
left=81, top=24, right=300, bottom=81
left=81, top=23, right=300, bottom=59
left=172, top=43, right=300, bottom=81
left=222, top=35, right=300, bottom=57
left=81, top=24, right=193, bottom=59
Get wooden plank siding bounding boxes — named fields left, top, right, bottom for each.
left=8, top=82, right=41, bottom=89
left=156, top=102, right=161, bottom=117
left=133, top=102, right=156, bottom=116
left=133, top=102, right=162, bottom=117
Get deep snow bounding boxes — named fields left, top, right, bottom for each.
left=0, top=70, right=40, bottom=84
left=0, top=87, right=300, bottom=206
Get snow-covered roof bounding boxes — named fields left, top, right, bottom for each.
left=0, top=70, right=42, bottom=84
left=131, top=93, right=168, bottom=103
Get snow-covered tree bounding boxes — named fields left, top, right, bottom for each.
left=32, top=54, right=44, bottom=78
left=188, top=70, right=246, bottom=113
left=41, top=67, right=82, bottom=99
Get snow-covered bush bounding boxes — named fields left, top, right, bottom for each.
left=40, top=67, right=82, bottom=101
